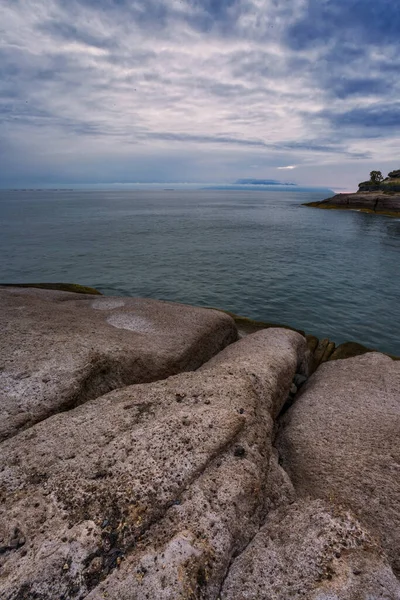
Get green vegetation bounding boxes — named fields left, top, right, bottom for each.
left=358, top=169, right=400, bottom=192
left=369, top=170, right=384, bottom=184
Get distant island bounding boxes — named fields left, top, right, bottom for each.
left=303, top=169, right=400, bottom=217
left=235, top=178, right=297, bottom=186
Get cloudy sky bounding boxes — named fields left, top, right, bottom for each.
left=1, top=0, right=399, bottom=189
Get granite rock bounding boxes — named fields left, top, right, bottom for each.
left=221, top=499, right=400, bottom=599
left=0, top=328, right=306, bottom=600
left=0, top=287, right=237, bottom=441
left=277, top=353, right=400, bottom=577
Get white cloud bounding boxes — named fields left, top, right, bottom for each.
left=0, top=0, right=399, bottom=187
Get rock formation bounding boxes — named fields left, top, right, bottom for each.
left=0, top=287, right=399, bottom=599
left=303, top=191, right=400, bottom=216
left=278, top=353, right=400, bottom=577
left=0, top=286, right=237, bottom=442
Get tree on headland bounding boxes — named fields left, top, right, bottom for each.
left=358, top=169, right=400, bottom=191
left=369, top=170, right=384, bottom=184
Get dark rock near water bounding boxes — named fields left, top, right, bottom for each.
left=303, top=191, right=400, bottom=217
left=329, top=341, right=373, bottom=361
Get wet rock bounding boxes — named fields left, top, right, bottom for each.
left=313, top=338, right=330, bottom=369
left=303, top=192, right=400, bottom=216
left=0, top=287, right=237, bottom=441
left=278, top=353, right=400, bottom=577
left=329, top=341, right=373, bottom=361
left=306, top=334, right=319, bottom=354
left=320, top=340, right=335, bottom=363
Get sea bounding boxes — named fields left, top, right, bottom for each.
left=0, top=188, right=399, bottom=356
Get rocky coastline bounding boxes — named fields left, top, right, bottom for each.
left=1, top=283, right=399, bottom=599
left=303, top=191, right=400, bottom=217
left=303, top=169, right=400, bottom=217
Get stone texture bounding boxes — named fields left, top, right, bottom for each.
left=221, top=499, right=400, bottom=600
left=277, top=353, right=400, bottom=577
left=0, top=286, right=237, bottom=441
left=0, top=328, right=307, bottom=600
left=304, top=192, right=400, bottom=215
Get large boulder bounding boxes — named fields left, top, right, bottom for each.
left=277, top=353, right=400, bottom=577
left=0, top=287, right=237, bottom=441
left=222, top=499, right=400, bottom=599
left=0, top=329, right=307, bottom=600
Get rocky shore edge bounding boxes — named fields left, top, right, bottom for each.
left=3, top=282, right=398, bottom=365
left=303, top=191, right=400, bottom=217
left=1, top=283, right=399, bottom=599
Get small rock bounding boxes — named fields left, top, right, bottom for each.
left=290, top=384, right=298, bottom=395
left=86, top=556, right=103, bottom=575
left=234, top=446, right=246, bottom=458
left=293, top=374, right=307, bottom=388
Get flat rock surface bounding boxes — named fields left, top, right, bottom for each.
left=0, top=329, right=307, bottom=600
left=0, top=287, right=237, bottom=441
left=277, top=353, right=400, bottom=577
left=222, top=499, right=400, bottom=599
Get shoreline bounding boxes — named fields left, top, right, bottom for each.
left=303, top=191, right=400, bottom=218
left=1, top=283, right=399, bottom=596
left=2, top=282, right=398, bottom=364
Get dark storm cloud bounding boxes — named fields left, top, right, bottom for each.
left=320, top=105, right=400, bottom=131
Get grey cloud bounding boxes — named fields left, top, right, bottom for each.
left=0, top=0, right=398, bottom=187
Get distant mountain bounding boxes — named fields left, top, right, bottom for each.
left=235, top=179, right=297, bottom=186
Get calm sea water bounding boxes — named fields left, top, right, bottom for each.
left=0, top=189, right=399, bottom=355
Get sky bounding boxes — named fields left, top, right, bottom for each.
left=1, top=0, right=399, bottom=189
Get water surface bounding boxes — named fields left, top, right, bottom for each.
left=0, top=189, right=399, bottom=355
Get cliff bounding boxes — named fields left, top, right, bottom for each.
left=303, top=169, right=400, bottom=216
left=303, top=191, right=400, bottom=217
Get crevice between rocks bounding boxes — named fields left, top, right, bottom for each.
left=216, top=371, right=308, bottom=598
left=4, top=325, right=239, bottom=445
